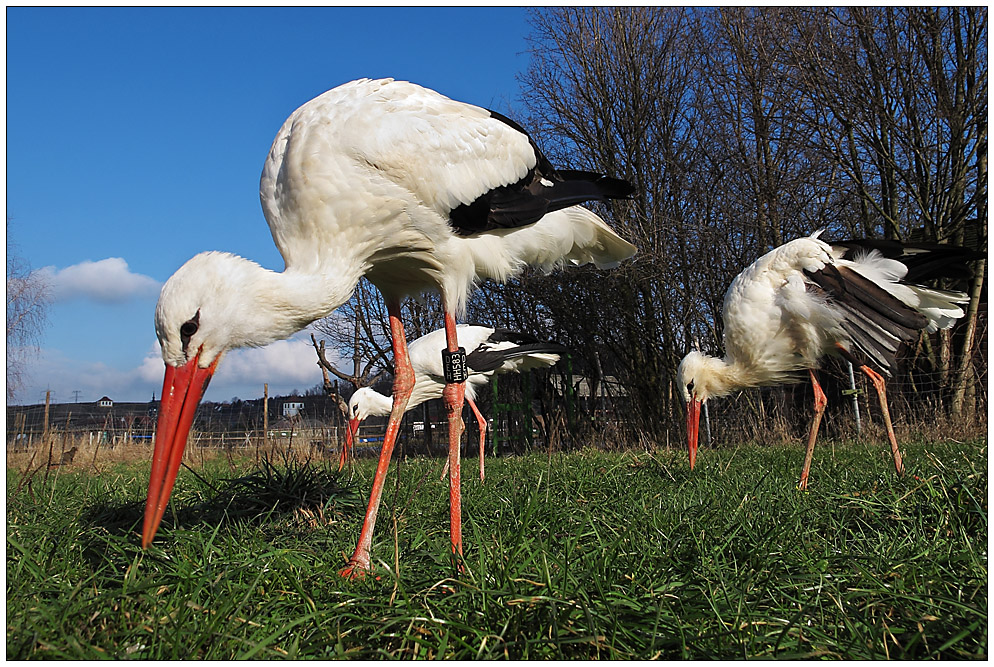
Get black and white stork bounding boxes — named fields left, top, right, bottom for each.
left=677, top=231, right=977, bottom=489
left=143, top=78, right=636, bottom=577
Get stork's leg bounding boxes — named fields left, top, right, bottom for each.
left=441, top=310, right=466, bottom=567
left=859, top=365, right=905, bottom=477
left=340, top=300, right=415, bottom=579
left=468, top=398, right=487, bottom=483
left=440, top=398, right=486, bottom=482
left=798, top=369, right=828, bottom=491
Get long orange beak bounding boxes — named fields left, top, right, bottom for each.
left=686, top=397, right=701, bottom=470
left=141, top=352, right=218, bottom=548
left=339, top=416, right=360, bottom=472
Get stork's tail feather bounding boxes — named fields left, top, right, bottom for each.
left=832, top=239, right=985, bottom=284
left=561, top=206, right=637, bottom=269
left=908, top=285, right=971, bottom=332
left=812, top=239, right=980, bottom=374
left=831, top=238, right=980, bottom=332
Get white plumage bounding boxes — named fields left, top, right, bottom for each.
left=342, top=325, right=567, bottom=482
left=677, top=230, right=974, bottom=488
left=143, top=78, right=636, bottom=577
left=257, top=78, right=634, bottom=316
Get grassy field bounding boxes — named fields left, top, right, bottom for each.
left=6, top=437, right=987, bottom=659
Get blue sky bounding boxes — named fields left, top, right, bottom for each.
left=7, top=7, right=534, bottom=405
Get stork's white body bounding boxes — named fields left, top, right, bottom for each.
left=258, top=78, right=634, bottom=317
left=681, top=232, right=968, bottom=403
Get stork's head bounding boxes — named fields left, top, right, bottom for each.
left=347, top=387, right=392, bottom=432
left=340, top=387, right=393, bottom=471
left=143, top=252, right=269, bottom=548
left=155, top=252, right=269, bottom=369
left=676, top=350, right=726, bottom=471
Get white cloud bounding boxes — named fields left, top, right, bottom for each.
left=211, top=335, right=327, bottom=393
left=36, top=257, right=161, bottom=304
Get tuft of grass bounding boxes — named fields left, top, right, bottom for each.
left=6, top=438, right=987, bottom=659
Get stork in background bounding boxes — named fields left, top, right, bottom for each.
left=677, top=231, right=979, bottom=489
left=341, top=324, right=568, bottom=482
left=144, top=78, right=636, bottom=577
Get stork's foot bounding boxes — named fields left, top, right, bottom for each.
left=339, top=558, right=370, bottom=580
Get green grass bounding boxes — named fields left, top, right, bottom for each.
left=6, top=438, right=987, bottom=659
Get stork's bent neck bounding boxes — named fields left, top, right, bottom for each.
left=213, top=258, right=362, bottom=351
left=263, top=268, right=360, bottom=339
left=691, top=354, right=754, bottom=402
left=358, top=389, right=394, bottom=419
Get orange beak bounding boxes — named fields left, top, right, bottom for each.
left=339, top=416, right=360, bottom=472
left=141, top=352, right=218, bottom=548
left=686, top=397, right=701, bottom=470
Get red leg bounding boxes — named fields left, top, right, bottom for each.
left=860, top=365, right=905, bottom=477
left=439, top=403, right=464, bottom=481
left=442, top=310, right=466, bottom=567
left=798, top=369, right=828, bottom=490
left=340, top=300, right=415, bottom=578
left=467, top=398, right=487, bottom=483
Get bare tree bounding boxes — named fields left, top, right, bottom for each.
left=780, top=7, right=987, bottom=413
left=496, top=7, right=986, bottom=439
left=6, top=223, right=50, bottom=400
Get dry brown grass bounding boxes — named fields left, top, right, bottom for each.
left=6, top=427, right=347, bottom=480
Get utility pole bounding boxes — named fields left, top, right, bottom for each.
left=71, top=390, right=82, bottom=403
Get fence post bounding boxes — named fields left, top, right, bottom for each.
left=846, top=361, right=862, bottom=434
left=43, top=391, right=53, bottom=483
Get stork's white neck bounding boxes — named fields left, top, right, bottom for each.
left=239, top=265, right=361, bottom=347
left=690, top=351, right=802, bottom=403
left=701, top=355, right=741, bottom=401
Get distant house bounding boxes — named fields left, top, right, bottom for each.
left=98, top=396, right=114, bottom=408
left=282, top=401, right=305, bottom=417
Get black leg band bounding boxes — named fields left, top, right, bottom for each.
left=442, top=348, right=468, bottom=383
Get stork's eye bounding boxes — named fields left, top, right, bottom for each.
left=687, top=380, right=695, bottom=392
left=180, top=311, right=201, bottom=354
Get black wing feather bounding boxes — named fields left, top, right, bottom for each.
left=830, top=239, right=984, bottom=284
left=804, top=263, right=927, bottom=375
left=466, top=337, right=570, bottom=374
left=447, top=111, right=634, bottom=236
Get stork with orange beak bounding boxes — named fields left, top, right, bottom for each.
left=677, top=232, right=978, bottom=488
left=141, top=78, right=635, bottom=576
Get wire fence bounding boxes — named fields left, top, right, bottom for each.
left=6, top=349, right=987, bottom=475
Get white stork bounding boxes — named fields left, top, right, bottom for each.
left=341, top=324, right=568, bottom=482
left=143, top=78, right=636, bottom=577
left=677, top=231, right=976, bottom=489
